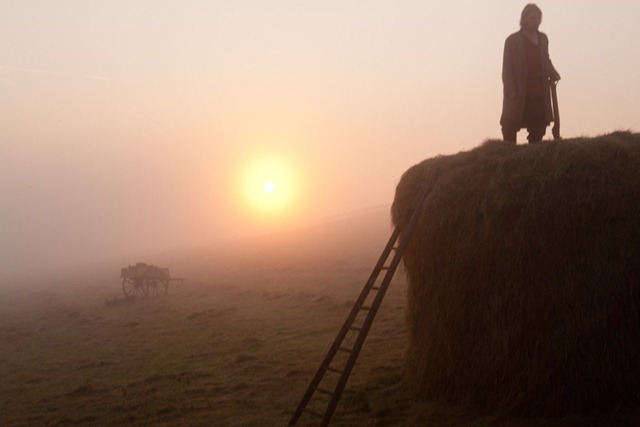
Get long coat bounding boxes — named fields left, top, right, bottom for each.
left=500, top=31, right=559, bottom=126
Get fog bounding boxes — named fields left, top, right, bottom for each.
left=2, top=1, right=639, bottom=283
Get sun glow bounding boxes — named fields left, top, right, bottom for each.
left=240, top=155, right=298, bottom=218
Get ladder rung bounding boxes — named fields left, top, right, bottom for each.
left=371, top=286, right=380, bottom=291
left=381, top=266, right=390, bottom=270
left=349, top=326, right=362, bottom=332
left=360, top=306, right=371, bottom=311
left=316, top=387, right=333, bottom=396
left=338, top=346, right=353, bottom=353
left=303, top=408, right=323, bottom=418
left=325, top=366, right=343, bottom=374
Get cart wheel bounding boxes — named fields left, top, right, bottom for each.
left=122, top=278, right=146, bottom=298
left=144, top=279, right=157, bottom=297
left=144, top=279, right=168, bottom=297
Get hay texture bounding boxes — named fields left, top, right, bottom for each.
left=391, top=131, right=640, bottom=416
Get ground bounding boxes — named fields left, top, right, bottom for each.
left=1, top=210, right=638, bottom=426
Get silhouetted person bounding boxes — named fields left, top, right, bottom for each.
left=500, top=4, right=560, bottom=143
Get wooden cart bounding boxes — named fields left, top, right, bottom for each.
left=120, top=262, right=172, bottom=298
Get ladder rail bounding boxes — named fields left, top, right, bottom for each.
left=288, top=228, right=400, bottom=425
left=289, top=197, right=424, bottom=426
left=320, top=244, right=406, bottom=425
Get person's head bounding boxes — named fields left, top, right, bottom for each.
left=520, top=3, right=542, bottom=30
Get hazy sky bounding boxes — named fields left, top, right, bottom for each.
left=2, top=1, right=640, bottom=281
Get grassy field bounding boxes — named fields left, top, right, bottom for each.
left=1, top=209, right=638, bottom=426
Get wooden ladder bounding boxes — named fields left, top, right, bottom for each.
left=288, top=212, right=418, bottom=425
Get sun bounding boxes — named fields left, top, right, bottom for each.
left=240, top=155, right=298, bottom=218
left=263, top=180, right=276, bottom=193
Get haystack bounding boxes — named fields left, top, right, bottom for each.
left=391, top=131, right=640, bottom=416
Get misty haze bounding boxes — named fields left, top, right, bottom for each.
left=2, top=1, right=640, bottom=426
